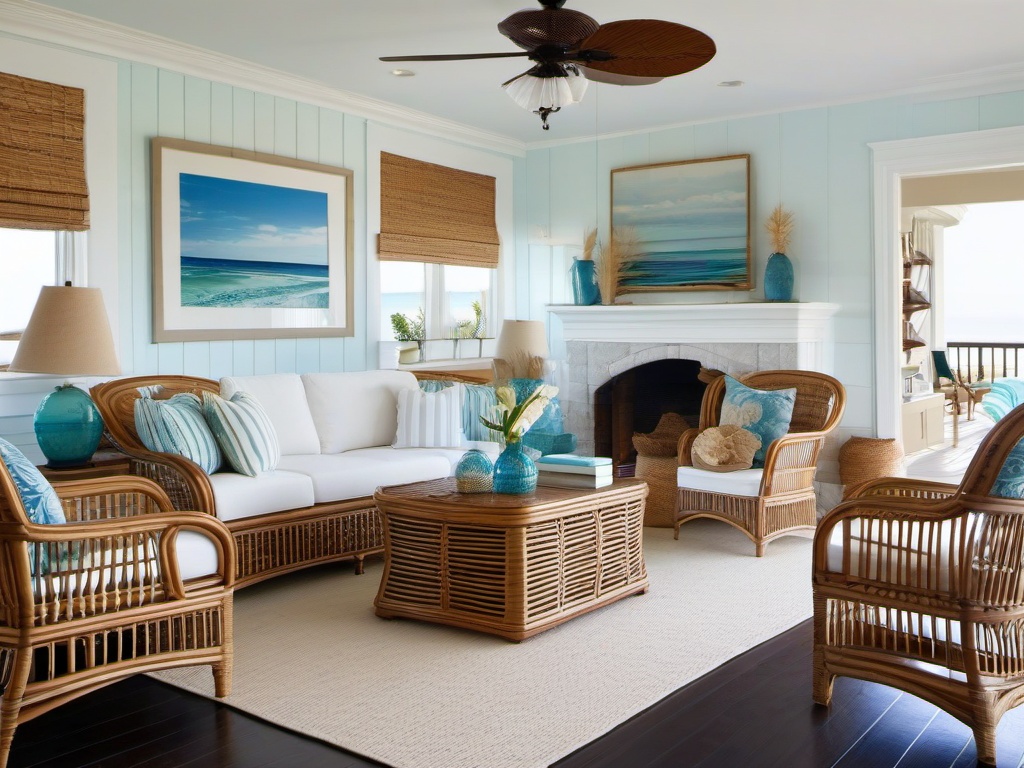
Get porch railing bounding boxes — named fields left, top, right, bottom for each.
left=947, top=342, right=1024, bottom=383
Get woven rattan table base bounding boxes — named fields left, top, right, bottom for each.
left=373, top=478, right=649, bottom=641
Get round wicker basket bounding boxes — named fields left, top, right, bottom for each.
left=838, top=436, right=904, bottom=498
left=635, top=454, right=678, bottom=528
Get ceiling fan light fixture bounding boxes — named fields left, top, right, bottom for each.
left=502, top=62, right=587, bottom=129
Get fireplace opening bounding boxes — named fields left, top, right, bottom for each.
left=594, top=359, right=707, bottom=476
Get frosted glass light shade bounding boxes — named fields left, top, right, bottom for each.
left=503, top=69, right=588, bottom=112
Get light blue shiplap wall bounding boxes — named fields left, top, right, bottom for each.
left=120, top=63, right=370, bottom=380
left=522, top=90, right=1024, bottom=437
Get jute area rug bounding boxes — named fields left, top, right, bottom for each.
left=154, top=522, right=813, bottom=768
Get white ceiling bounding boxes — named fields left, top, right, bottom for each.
left=29, top=0, right=1024, bottom=144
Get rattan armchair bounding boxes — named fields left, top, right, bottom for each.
left=814, top=404, right=1024, bottom=766
left=674, top=370, right=846, bottom=556
left=0, top=465, right=235, bottom=768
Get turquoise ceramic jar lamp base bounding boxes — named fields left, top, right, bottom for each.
left=34, top=384, right=104, bottom=467
left=492, top=439, right=538, bottom=494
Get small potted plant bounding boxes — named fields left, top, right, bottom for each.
left=391, top=308, right=425, bottom=365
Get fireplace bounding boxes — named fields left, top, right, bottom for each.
left=594, top=359, right=706, bottom=474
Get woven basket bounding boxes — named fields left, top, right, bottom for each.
left=838, top=437, right=904, bottom=498
left=632, top=412, right=689, bottom=458
left=635, top=454, right=678, bottom=528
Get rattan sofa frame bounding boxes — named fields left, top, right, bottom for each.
left=91, top=376, right=384, bottom=589
left=0, top=465, right=234, bottom=768
left=674, top=370, right=847, bottom=556
left=813, top=404, right=1024, bottom=766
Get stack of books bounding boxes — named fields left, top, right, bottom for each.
left=535, top=454, right=614, bottom=489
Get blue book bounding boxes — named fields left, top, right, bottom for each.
left=536, top=454, right=612, bottom=467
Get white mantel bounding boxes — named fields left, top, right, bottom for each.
left=547, top=302, right=839, bottom=345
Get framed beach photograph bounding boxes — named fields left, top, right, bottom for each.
left=611, top=154, right=751, bottom=292
left=152, top=138, right=354, bottom=341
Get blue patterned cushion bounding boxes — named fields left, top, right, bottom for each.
left=417, top=380, right=453, bottom=393
left=0, top=437, right=66, bottom=574
left=718, top=376, right=797, bottom=468
left=463, top=384, right=499, bottom=442
left=202, top=391, right=280, bottom=477
left=135, top=392, right=222, bottom=474
left=992, top=437, right=1024, bottom=498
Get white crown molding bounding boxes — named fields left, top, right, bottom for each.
left=0, top=0, right=527, bottom=158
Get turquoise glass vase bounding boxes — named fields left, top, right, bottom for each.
left=764, top=252, right=794, bottom=302
left=492, top=439, right=537, bottom=495
left=570, top=258, right=600, bottom=306
left=455, top=449, right=494, bottom=493
left=34, top=384, right=104, bottom=467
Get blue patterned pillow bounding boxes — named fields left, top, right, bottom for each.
left=135, top=392, right=222, bottom=474
left=718, top=376, right=797, bottom=468
left=992, top=437, right=1024, bottom=498
left=202, top=391, right=280, bottom=477
left=0, top=437, right=66, bottom=574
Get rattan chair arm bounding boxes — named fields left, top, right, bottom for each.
left=677, top=428, right=700, bottom=465
left=813, top=494, right=962, bottom=572
left=762, top=431, right=825, bottom=469
left=51, top=475, right=176, bottom=514
left=120, top=447, right=216, bottom=514
left=845, top=477, right=959, bottom=501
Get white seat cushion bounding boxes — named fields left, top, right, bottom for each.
left=221, top=374, right=321, bottom=455
left=277, top=449, right=453, bottom=504
left=208, top=470, right=315, bottom=522
left=301, top=371, right=419, bottom=453
left=677, top=466, right=763, bottom=497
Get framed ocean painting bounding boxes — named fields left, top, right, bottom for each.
left=611, top=154, right=751, bottom=292
left=152, top=138, right=354, bottom=341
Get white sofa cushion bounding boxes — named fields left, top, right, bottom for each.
left=301, top=371, right=419, bottom=453
left=277, top=449, right=453, bottom=504
left=677, top=466, right=764, bottom=497
left=208, top=469, right=315, bottom=522
left=221, top=374, right=321, bottom=455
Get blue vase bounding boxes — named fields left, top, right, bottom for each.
left=570, top=258, right=600, bottom=306
left=764, top=252, right=794, bottom=302
left=492, top=439, right=537, bottom=495
left=34, top=384, right=104, bottom=467
left=455, top=449, right=494, bottom=493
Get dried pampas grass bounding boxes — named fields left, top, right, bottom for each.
left=595, top=227, right=638, bottom=305
left=582, top=227, right=597, bottom=261
left=766, top=205, right=794, bottom=254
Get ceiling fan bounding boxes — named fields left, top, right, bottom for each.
left=380, top=0, right=716, bottom=130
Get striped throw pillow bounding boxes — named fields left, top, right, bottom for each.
left=393, top=384, right=464, bottom=449
left=462, top=384, right=499, bottom=442
left=202, top=391, right=281, bottom=476
left=134, top=392, right=222, bottom=474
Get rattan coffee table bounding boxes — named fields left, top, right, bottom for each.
left=373, top=478, right=649, bottom=641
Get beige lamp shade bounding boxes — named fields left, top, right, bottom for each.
left=495, top=320, right=548, bottom=361
left=9, top=285, right=121, bottom=375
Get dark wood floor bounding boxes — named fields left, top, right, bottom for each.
left=9, top=619, right=1024, bottom=768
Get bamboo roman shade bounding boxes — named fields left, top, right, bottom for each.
left=379, top=152, right=499, bottom=268
left=0, top=71, right=89, bottom=231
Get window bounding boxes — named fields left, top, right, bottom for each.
left=381, top=261, right=495, bottom=342
left=0, top=228, right=67, bottom=368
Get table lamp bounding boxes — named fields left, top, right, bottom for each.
left=495, top=319, right=549, bottom=379
left=8, top=283, right=121, bottom=467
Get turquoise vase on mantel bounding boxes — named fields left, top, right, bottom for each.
left=764, top=252, right=794, bottom=302
left=492, top=439, right=537, bottom=495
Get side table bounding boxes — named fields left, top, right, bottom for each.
left=38, top=449, right=130, bottom=482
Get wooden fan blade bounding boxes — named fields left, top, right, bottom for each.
left=579, top=20, right=716, bottom=79
left=579, top=67, right=663, bottom=86
left=380, top=52, right=529, bottom=62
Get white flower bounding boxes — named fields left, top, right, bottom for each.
left=495, top=386, right=516, bottom=411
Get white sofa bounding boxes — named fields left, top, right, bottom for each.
left=92, top=370, right=497, bottom=587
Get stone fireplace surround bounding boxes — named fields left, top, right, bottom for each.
left=546, top=302, right=843, bottom=504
